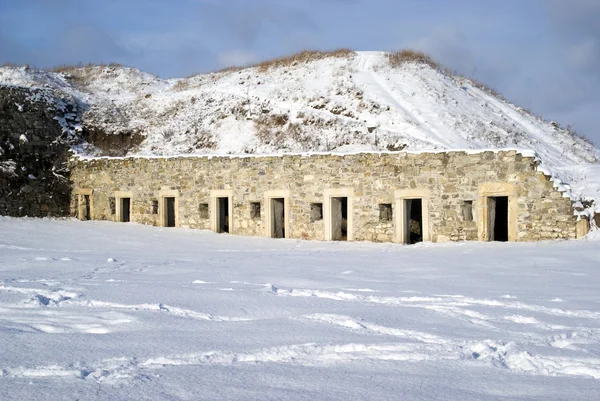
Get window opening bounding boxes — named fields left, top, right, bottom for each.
left=379, top=203, right=392, bottom=222
left=199, top=203, right=209, bottom=219
left=462, top=201, right=473, bottom=221
left=310, top=203, right=323, bottom=222
left=250, top=202, right=261, bottom=220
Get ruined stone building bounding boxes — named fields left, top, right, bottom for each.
left=69, top=149, right=591, bottom=244
left=2, top=59, right=597, bottom=244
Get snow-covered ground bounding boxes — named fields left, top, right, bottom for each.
left=1, top=218, right=599, bottom=400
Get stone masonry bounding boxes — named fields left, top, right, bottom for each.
left=69, top=149, right=584, bottom=243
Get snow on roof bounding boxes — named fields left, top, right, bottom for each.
left=71, top=146, right=538, bottom=161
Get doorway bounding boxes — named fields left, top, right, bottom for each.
left=331, top=197, right=348, bottom=241
left=271, top=198, right=285, bottom=238
left=120, top=198, right=131, bottom=222
left=217, top=197, right=229, bottom=233
left=488, top=196, right=508, bottom=242
left=164, top=197, right=176, bottom=227
left=80, top=194, right=90, bottom=221
left=405, top=199, right=423, bottom=244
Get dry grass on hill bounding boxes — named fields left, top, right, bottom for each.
left=467, top=77, right=505, bottom=100
left=172, top=80, right=191, bottom=91
left=386, top=50, right=440, bottom=70
left=213, top=65, right=245, bottom=74
left=2, top=62, right=27, bottom=68
left=254, top=49, right=354, bottom=72
left=49, top=63, right=126, bottom=87
left=51, top=62, right=123, bottom=74
left=202, top=49, right=354, bottom=77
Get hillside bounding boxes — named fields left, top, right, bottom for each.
left=1, top=50, right=599, bottom=215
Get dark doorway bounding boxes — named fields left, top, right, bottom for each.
left=121, top=198, right=131, bottom=222
left=217, top=197, right=229, bottom=233
left=80, top=195, right=90, bottom=220
left=271, top=198, right=285, bottom=238
left=488, top=196, right=508, bottom=242
left=331, top=197, right=348, bottom=241
left=405, top=199, right=423, bottom=244
left=165, top=197, right=176, bottom=227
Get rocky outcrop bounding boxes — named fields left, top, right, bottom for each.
left=82, top=126, right=144, bottom=157
left=0, top=85, right=81, bottom=216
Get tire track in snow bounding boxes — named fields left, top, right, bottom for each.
left=0, top=306, right=132, bottom=334
left=0, top=283, right=252, bottom=322
left=295, top=314, right=600, bottom=380
left=3, top=339, right=600, bottom=383
left=296, top=313, right=450, bottom=344
left=0, top=284, right=81, bottom=305
left=267, top=284, right=600, bottom=321
left=0, top=342, right=465, bottom=383
left=266, top=284, right=498, bottom=328
left=541, top=330, right=600, bottom=351
left=285, top=290, right=600, bottom=355
left=65, top=299, right=252, bottom=322
left=298, top=313, right=600, bottom=356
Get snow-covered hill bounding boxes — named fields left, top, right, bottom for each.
left=1, top=50, right=599, bottom=213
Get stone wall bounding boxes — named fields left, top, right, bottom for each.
left=69, top=150, right=580, bottom=242
left=0, top=85, right=80, bottom=217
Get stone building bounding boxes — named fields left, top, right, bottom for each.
left=68, top=149, right=590, bottom=244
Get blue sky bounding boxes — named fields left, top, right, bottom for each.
left=1, top=0, right=599, bottom=144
